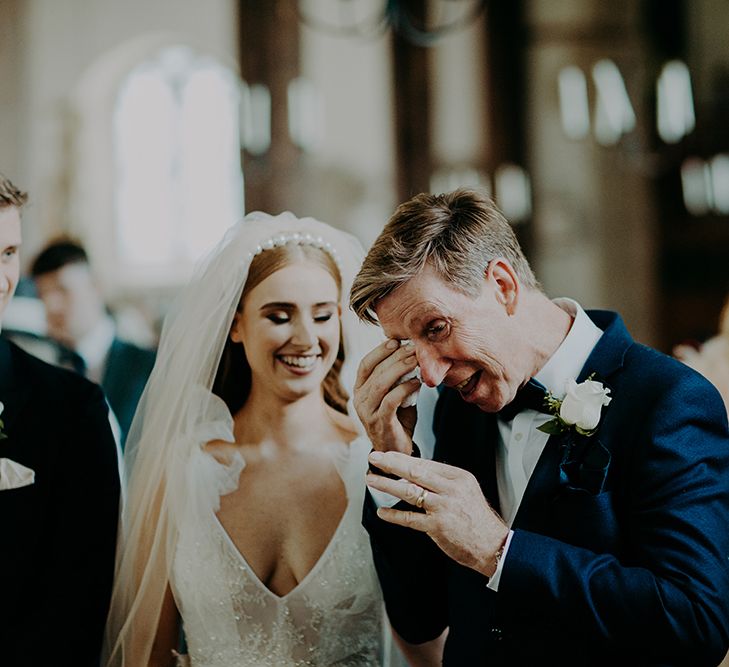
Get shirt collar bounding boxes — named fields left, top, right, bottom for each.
left=534, top=298, right=603, bottom=399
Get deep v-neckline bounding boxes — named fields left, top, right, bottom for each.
left=213, top=503, right=351, bottom=601
left=211, top=445, right=353, bottom=601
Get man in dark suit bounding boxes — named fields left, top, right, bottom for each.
left=30, top=239, right=156, bottom=447
left=350, top=188, right=729, bottom=666
left=0, top=174, right=120, bottom=666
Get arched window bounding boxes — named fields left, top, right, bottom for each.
left=113, top=46, right=243, bottom=286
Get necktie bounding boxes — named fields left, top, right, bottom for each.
left=497, top=378, right=549, bottom=422
left=58, top=345, right=87, bottom=375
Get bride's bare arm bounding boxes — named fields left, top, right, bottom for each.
left=148, top=583, right=181, bottom=667
left=392, top=627, right=447, bottom=666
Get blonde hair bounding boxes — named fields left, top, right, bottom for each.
left=0, top=174, right=28, bottom=209
left=350, top=188, right=539, bottom=323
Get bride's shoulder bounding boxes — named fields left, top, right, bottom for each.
left=186, top=438, right=245, bottom=501
left=203, top=439, right=240, bottom=465
left=328, top=408, right=360, bottom=445
left=326, top=410, right=373, bottom=461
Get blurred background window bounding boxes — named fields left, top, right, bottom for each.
left=113, top=46, right=244, bottom=283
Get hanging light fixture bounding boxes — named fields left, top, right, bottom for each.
left=297, top=0, right=486, bottom=46
left=656, top=60, right=695, bottom=144
left=592, top=59, right=636, bottom=146
left=240, top=81, right=271, bottom=155
left=558, top=65, right=591, bottom=140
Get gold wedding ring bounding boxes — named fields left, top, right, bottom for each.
left=415, top=488, right=429, bottom=509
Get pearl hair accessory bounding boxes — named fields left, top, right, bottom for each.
left=246, top=231, right=342, bottom=271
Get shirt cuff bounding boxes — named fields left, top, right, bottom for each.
left=368, top=487, right=402, bottom=508
left=367, top=442, right=423, bottom=509
left=486, top=529, right=514, bottom=592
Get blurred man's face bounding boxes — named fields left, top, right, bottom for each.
left=0, top=206, right=22, bottom=325
left=35, top=263, right=104, bottom=347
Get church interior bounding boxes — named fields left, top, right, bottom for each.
left=2, top=0, right=729, bottom=353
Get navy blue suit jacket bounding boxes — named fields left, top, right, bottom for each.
left=102, top=338, right=155, bottom=449
left=364, top=311, right=729, bottom=665
left=0, top=338, right=120, bottom=666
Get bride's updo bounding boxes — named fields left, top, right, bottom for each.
left=212, top=242, right=348, bottom=415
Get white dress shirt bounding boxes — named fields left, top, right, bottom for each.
left=487, top=298, right=602, bottom=590
left=368, top=299, right=603, bottom=590
left=74, top=315, right=125, bottom=490
left=367, top=385, right=438, bottom=508
left=75, top=315, right=115, bottom=384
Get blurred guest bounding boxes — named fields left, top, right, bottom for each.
left=675, top=297, right=729, bottom=412
left=30, top=239, right=155, bottom=447
left=2, top=275, right=87, bottom=371
left=0, top=173, right=120, bottom=666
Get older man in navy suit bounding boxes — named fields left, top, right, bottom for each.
left=0, top=174, right=120, bottom=666
left=351, top=189, right=729, bottom=666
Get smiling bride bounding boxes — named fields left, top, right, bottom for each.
left=103, top=212, right=389, bottom=667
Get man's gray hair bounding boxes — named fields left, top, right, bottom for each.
left=350, top=188, right=539, bottom=324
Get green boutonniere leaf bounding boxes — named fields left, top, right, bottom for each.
left=537, top=418, right=567, bottom=435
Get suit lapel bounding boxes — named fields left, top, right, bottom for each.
left=511, top=311, right=633, bottom=527
left=438, top=389, right=502, bottom=513
left=575, top=310, right=632, bottom=384
left=101, top=338, right=118, bottom=396
left=0, top=338, right=32, bottom=434
left=477, top=416, right=502, bottom=513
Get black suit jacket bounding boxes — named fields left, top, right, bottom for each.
left=102, top=338, right=156, bottom=448
left=1, top=331, right=155, bottom=449
left=0, top=338, right=120, bottom=667
left=364, top=311, right=729, bottom=666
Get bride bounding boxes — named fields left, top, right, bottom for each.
left=104, top=212, right=391, bottom=666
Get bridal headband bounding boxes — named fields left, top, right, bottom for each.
left=246, top=231, right=343, bottom=272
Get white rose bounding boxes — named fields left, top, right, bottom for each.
left=559, top=378, right=612, bottom=431
left=0, top=401, right=4, bottom=416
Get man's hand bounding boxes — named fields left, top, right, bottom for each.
left=354, top=339, right=420, bottom=455
left=366, top=451, right=509, bottom=578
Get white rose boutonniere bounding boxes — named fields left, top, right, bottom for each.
left=538, top=375, right=613, bottom=495
left=0, top=401, right=7, bottom=441
left=538, top=375, right=612, bottom=437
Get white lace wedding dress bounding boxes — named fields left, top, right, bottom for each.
left=170, top=397, right=385, bottom=667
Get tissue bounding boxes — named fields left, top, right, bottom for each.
left=396, top=340, right=421, bottom=408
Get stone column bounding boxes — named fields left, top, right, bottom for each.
left=524, top=0, right=658, bottom=345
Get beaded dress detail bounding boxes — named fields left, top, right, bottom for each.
left=170, top=393, right=384, bottom=667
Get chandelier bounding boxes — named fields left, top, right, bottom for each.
left=297, top=0, right=486, bottom=46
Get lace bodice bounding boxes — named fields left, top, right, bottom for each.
left=170, top=408, right=384, bottom=667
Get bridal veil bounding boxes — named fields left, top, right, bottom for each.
left=103, top=212, right=383, bottom=666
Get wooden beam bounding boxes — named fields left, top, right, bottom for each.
left=392, top=1, right=432, bottom=202
left=238, top=0, right=301, bottom=214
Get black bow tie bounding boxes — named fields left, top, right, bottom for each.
left=497, top=379, right=549, bottom=422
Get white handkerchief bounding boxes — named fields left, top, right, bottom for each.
left=397, top=340, right=422, bottom=408
left=0, top=458, right=36, bottom=491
